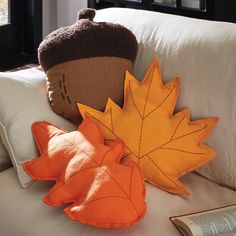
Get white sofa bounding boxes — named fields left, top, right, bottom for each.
left=0, top=8, right=236, bottom=236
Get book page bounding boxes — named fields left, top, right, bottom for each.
left=173, top=205, right=236, bottom=236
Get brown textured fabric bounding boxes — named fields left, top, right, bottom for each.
left=46, top=57, right=133, bottom=124
left=39, top=8, right=137, bottom=123
left=38, top=9, right=137, bottom=71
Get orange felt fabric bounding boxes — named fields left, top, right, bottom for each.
left=23, top=118, right=146, bottom=228
left=78, top=58, right=218, bottom=195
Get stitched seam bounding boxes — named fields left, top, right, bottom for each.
left=63, top=139, right=128, bottom=197
left=48, top=166, right=97, bottom=197
left=170, top=125, right=208, bottom=143
left=129, top=80, right=142, bottom=119
left=85, top=196, right=128, bottom=205
left=143, top=65, right=154, bottom=117
left=83, top=166, right=138, bottom=215
left=110, top=107, right=114, bottom=132
left=170, top=116, right=185, bottom=141
left=100, top=149, right=113, bottom=165
left=87, top=114, right=139, bottom=160
left=129, top=166, right=134, bottom=198
left=104, top=138, right=115, bottom=142
left=62, top=138, right=130, bottom=196
left=129, top=199, right=139, bottom=216
left=59, top=74, right=72, bottom=104
left=123, top=152, right=132, bottom=158
left=138, top=120, right=144, bottom=158
left=61, top=92, right=65, bottom=101
left=140, top=125, right=208, bottom=158
left=36, top=125, right=129, bottom=197
left=64, top=165, right=98, bottom=182
left=144, top=86, right=176, bottom=119
left=66, top=96, right=72, bottom=104
left=137, top=66, right=154, bottom=158
left=159, top=147, right=206, bottom=155
left=36, top=125, right=102, bottom=167
left=83, top=195, right=140, bottom=215
left=147, top=155, right=180, bottom=189
left=59, top=75, right=65, bottom=102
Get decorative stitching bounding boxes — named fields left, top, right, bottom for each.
left=140, top=125, right=208, bottom=158
left=82, top=195, right=139, bottom=216
left=58, top=74, right=72, bottom=105
left=170, top=116, right=185, bottom=141
left=100, top=149, right=113, bottom=165
left=159, top=147, right=206, bottom=155
left=85, top=196, right=129, bottom=205
left=170, top=125, right=208, bottom=143
left=129, top=80, right=142, bottom=119
left=123, top=152, right=131, bottom=159
left=66, top=96, right=72, bottom=104
left=61, top=92, right=65, bottom=101
left=63, top=85, right=67, bottom=94
left=144, top=86, right=176, bottom=119
left=83, top=64, right=210, bottom=187
left=35, top=124, right=131, bottom=201
left=110, top=107, right=114, bottom=132
left=87, top=113, right=139, bottom=160
left=137, top=66, right=154, bottom=158
left=129, top=166, right=134, bottom=198
left=138, top=120, right=144, bottom=157
left=147, top=155, right=181, bottom=189
left=104, top=138, right=115, bottom=142
left=82, top=165, right=139, bottom=215
left=143, top=65, right=154, bottom=118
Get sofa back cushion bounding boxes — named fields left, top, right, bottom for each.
left=95, top=8, right=236, bottom=189
left=0, top=138, right=11, bottom=172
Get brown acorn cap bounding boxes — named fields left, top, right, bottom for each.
left=38, top=8, right=138, bottom=71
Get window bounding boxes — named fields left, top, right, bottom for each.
left=0, top=0, right=42, bottom=70
left=0, top=0, right=9, bottom=25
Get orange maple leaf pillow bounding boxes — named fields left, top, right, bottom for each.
left=23, top=118, right=146, bottom=228
left=78, top=58, right=218, bottom=195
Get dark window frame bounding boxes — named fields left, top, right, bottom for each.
left=0, top=0, right=42, bottom=70
left=89, top=0, right=236, bottom=23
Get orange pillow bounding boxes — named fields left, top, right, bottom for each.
left=78, top=58, right=218, bottom=195
left=23, top=118, right=146, bottom=228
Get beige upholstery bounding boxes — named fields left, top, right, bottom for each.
left=0, top=138, right=11, bottom=172
left=0, top=168, right=235, bottom=236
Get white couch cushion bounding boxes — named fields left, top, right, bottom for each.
left=0, top=168, right=235, bottom=236
left=95, top=8, right=236, bottom=189
left=0, top=138, right=11, bottom=172
left=0, top=68, right=75, bottom=187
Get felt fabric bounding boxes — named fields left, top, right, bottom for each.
left=23, top=118, right=146, bottom=228
left=78, top=58, right=218, bottom=195
left=38, top=8, right=137, bottom=124
left=38, top=9, right=137, bottom=71
left=46, top=57, right=132, bottom=124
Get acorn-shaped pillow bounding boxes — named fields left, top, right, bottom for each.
left=38, top=8, right=137, bottom=124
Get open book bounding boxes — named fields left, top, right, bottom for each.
left=170, top=204, right=236, bottom=236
